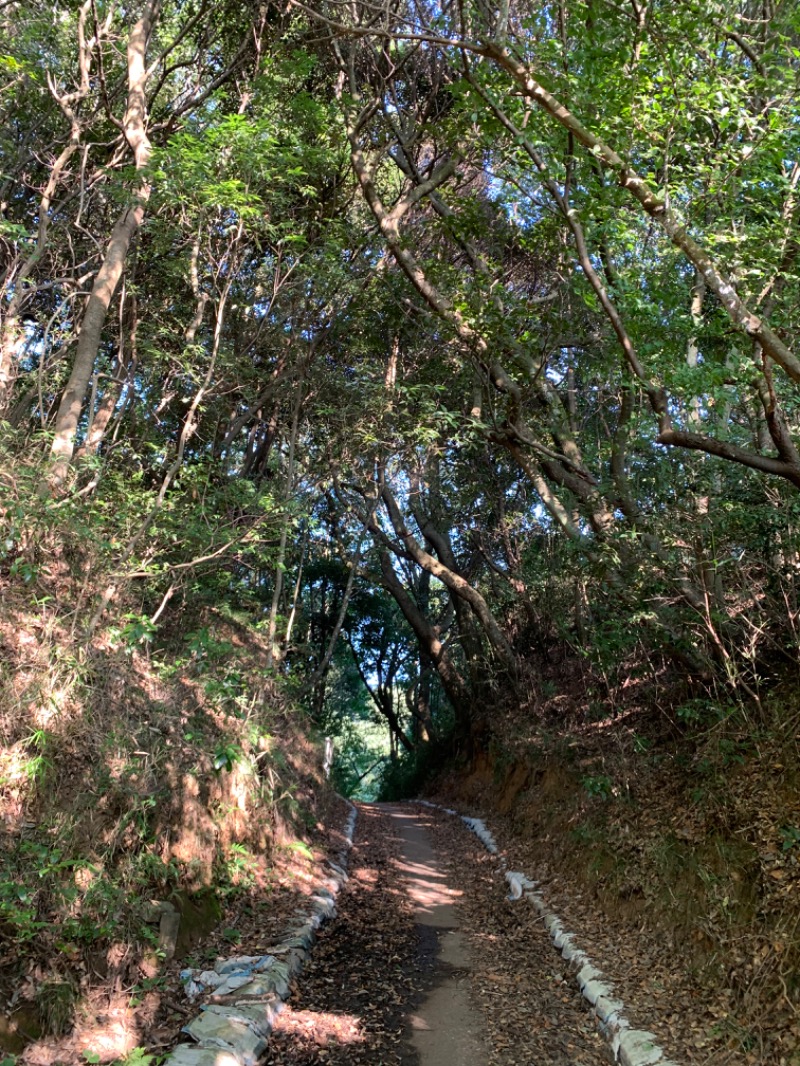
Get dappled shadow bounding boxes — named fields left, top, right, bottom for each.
left=0, top=602, right=346, bottom=1064
left=265, top=805, right=424, bottom=1066
left=382, top=808, right=462, bottom=923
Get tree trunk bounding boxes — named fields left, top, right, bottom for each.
left=47, top=0, right=157, bottom=491
left=382, top=483, right=516, bottom=673
left=379, top=551, right=471, bottom=730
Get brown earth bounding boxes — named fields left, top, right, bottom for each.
left=431, top=692, right=800, bottom=1066
left=8, top=793, right=352, bottom=1066
left=0, top=583, right=350, bottom=1065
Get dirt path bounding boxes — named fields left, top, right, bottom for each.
left=266, top=803, right=426, bottom=1065
left=382, top=804, right=489, bottom=1066
left=268, top=802, right=610, bottom=1066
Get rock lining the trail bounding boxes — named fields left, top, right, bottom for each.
left=164, top=803, right=357, bottom=1066
left=416, top=800, right=681, bottom=1066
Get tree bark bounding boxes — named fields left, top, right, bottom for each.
left=382, top=483, right=516, bottom=672
left=379, top=551, right=470, bottom=726
left=47, top=0, right=158, bottom=491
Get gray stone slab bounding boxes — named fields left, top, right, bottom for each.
left=230, top=969, right=290, bottom=1000
left=202, top=1003, right=274, bottom=1037
left=543, top=912, right=559, bottom=933
left=617, top=1029, right=664, bottom=1066
left=285, top=948, right=306, bottom=976
left=291, top=922, right=316, bottom=947
left=159, top=909, right=182, bottom=959
left=275, top=935, right=307, bottom=951
left=577, top=962, right=603, bottom=989
left=215, top=956, right=263, bottom=975
left=232, top=999, right=284, bottom=1029
left=218, top=974, right=275, bottom=999
left=553, top=928, right=569, bottom=949
left=610, top=1020, right=633, bottom=1061
left=165, top=1043, right=240, bottom=1066
left=594, top=994, right=625, bottom=1023
left=582, top=978, right=613, bottom=1006
left=525, top=892, right=546, bottom=913
left=599, top=1014, right=631, bottom=1048
left=213, top=973, right=255, bottom=997
left=311, top=896, right=335, bottom=918
left=561, top=940, right=585, bottom=964
left=183, top=1010, right=267, bottom=1066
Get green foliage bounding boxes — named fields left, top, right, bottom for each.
left=109, top=614, right=159, bottom=653
left=213, top=742, right=243, bottom=773
left=3, top=2, right=800, bottom=1037
left=377, top=739, right=453, bottom=802
left=580, top=774, right=615, bottom=800
left=113, top=1047, right=158, bottom=1066
left=222, top=843, right=259, bottom=890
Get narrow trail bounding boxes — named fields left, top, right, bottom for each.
left=266, top=802, right=609, bottom=1065
left=383, top=804, right=489, bottom=1066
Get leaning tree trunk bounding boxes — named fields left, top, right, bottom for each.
left=382, top=484, right=517, bottom=673
left=379, top=551, right=471, bottom=732
left=47, top=0, right=157, bottom=491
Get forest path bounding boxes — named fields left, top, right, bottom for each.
left=267, top=802, right=608, bottom=1066
left=381, top=804, right=489, bottom=1066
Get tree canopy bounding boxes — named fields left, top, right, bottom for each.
left=2, top=0, right=800, bottom=761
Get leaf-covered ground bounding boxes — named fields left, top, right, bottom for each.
left=419, top=805, right=608, bottom=1066
left=266, top=804, right=424, bottom=1064
left=432, top=703, right=800, bottom=1066
left=10, top=795, right=352, bottom=1065
left=267, top=803, right=610, bottom=1066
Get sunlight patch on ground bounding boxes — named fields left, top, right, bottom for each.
left=271, top=1006, right=364, bottom=1046
left=23, top=1007, right=141, bottom=1065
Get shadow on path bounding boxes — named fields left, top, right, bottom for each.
left=381, top=804, right=489, bottom=1066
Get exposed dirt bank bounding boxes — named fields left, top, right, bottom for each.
left=432, top=699, right=800, bottom=1065
left=0, top=594, right=346, bottom=1065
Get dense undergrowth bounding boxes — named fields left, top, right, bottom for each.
left=0, top=489, right=335, bottom=1056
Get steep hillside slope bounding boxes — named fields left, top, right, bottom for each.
left=0, top=570, right=343, bottom=1063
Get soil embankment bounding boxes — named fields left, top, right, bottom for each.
left=433, top=701, right=800, bottom=1065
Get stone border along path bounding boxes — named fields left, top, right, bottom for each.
left=415, top=801, right=681, bottom=1066
left=163, top=802, right=358, bottom=1066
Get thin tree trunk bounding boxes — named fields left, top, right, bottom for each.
left=47, top=0, right=158, bottom=491
left=348, top=642, right=414, bottom=752
left=284, top=526, right=308, bottom=648
left=266, top=388, right=303, bottom=668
